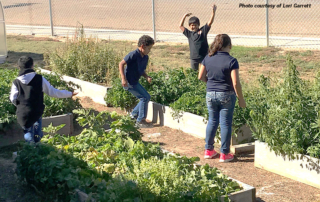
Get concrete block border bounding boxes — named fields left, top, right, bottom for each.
left=0, top=113, right=73, bottom=147
left=146, top=101, right=254, bottom=153
left=38, top=68, right=254, bottom=153
left=39, top=68, right=111, bottom=105
left=42, top=113, right=74, bottom=135
left=255, top=140, right=320, bottom=189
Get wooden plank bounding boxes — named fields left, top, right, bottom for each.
left=255, top=140, right=320, bottom=189
left=42, top=113, right=73, bottom=135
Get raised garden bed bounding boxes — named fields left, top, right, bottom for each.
left=255, top=140, right=320, bottom=189
left=146, top=101, right=254, bottom=154
left=39, top=68, right=111, bottom=105
left=0, top=113, right=73, bottom=147
left=39, top=68, right=254, bottom=154
left=75, top=177, right=256, bottom=202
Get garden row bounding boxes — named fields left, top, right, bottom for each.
left=44, top=35, right=320, bottom=189
left=16, top=109, right=252, bottom=202
left=104, top=55, right=320, bottom=159
left=45, top=31, right=320, bottom=160
left=0, top=67, right=255, bottom=200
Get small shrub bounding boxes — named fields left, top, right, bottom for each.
left=44, top=26, right=122, bottom=85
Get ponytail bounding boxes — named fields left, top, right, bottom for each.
left=208, top=34, right=231, bottom=57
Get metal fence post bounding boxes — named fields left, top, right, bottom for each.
left=266, top=0, right=269, bottom=47
left=49, top=0, right=54, bottom=36
left=152, top=0, right=156, bottom=41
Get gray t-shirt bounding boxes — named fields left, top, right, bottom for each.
left=183, top=24, right=211, bottom=60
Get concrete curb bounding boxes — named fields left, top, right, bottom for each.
left=146, top=101, right=254, bottom=153
left=0, top=113, right=73, bottom=147
left=39, top=68, right=111, bottom=105
left=255, top=140, right=320, bottom=189
left=42, top=113, right=74, bottom=135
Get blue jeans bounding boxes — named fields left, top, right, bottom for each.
left=127, top=83, right=151, bottom=122
left=205, top=91, right=236, bottom=154
left=22, top=117, right=43, bottom=143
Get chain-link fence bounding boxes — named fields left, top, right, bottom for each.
left=1, top=0, right=320, bottom=49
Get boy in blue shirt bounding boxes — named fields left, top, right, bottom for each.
left=119, top=35, right=154, bottom=128
left=179, top=4, right=217, bottom=71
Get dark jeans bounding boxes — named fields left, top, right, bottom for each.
left=22, top=117, right=43, bottom=143
left=205, top=91, right=236, bottom=154
left=126, top=83, right=151, bottom=122
left=190, top=57, right=204, bottom=71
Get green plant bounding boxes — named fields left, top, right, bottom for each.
left=42, top=123, right=66, bottom=137
left=40, top=71, right=82, bottom=117
left=249, top=54, right=320, bottom=158
left=44, top=26, right=122, bottom=85
left=17, top=110, right=240, bottom=201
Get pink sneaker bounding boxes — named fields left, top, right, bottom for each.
left=219, top=153, right=234, bottom=162
left=204, top=149, right=218, bottom=159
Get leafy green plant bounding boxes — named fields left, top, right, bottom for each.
left=249, top=54, right=320, bottom=158
left=17, top=110, right=240, bottom=201
left=105, top=67, right=250, bottom=141
left=42, top=123, right=66, bottom=137
left=0, top=69, right=17, bottom=129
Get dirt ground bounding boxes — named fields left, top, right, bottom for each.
left=0, top=157, right=42, bottom=202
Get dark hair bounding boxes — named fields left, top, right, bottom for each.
left=18, top=56, right=33, bottom=69
left=208, top=34, right=232, bottom=56
left=138, top=35, right=155, bottom=47
left=188, top=17, right=200, bottom=26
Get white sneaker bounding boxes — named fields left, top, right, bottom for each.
left=130, top=114, right=138, bottom=120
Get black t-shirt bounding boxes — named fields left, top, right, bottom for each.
left=183, top=24, right=211, bottom=60
left=201, top=51, right=239, bottom=92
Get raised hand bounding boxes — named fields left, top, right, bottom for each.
left=212, top=4, right=217, bottom=12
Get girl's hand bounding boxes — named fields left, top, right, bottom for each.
left=147, top=76, right=152, bottom=84
left=72, top=92, right=79, bottom=97
left=238, top=98, right=246, bottom=108
left=185, top=13, right=192, bottom=17
left=122, top=78, right=128, bottom=87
